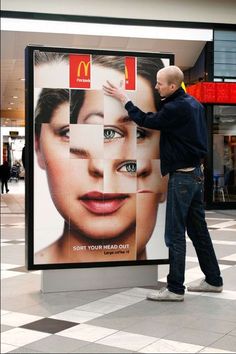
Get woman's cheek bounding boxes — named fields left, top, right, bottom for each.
left=46, top=159, right=71, bottom=196
left=137, top=136, right=160, bottom=159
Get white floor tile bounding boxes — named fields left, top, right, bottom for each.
left=186, top=256, right=198, bottom=263
left=221, top=253, right=236, bottom=261
left=138, top=338, right=203, bottom=353
left=57, top=323, right=117, bottom=342
left=1, top=263, right=20, bottom=270
left=1, top=328, right=50, bottom=347
left=50, top=309, right=103, bottom=323
left=213, top=240, right=236, bottom=245
left=97, top=331, right=158, bottom=351
left=75, top=300, right=127, bottom=314
left=1, top=311, right=42, bottom=327
left=1, top=270, right=23, bottom=279
left=1, top=310, right=10, bottom=316
left=219, top=264, right=233, bottom=271
left=1, top=343, right=18, bottom=353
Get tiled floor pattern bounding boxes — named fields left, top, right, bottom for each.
left=1, top=180, right=236, bottom=353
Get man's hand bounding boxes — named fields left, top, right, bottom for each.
left=103, top=80, right=130, bottom=105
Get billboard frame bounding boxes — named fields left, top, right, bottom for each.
left=25, top=45, right=174, bottom=270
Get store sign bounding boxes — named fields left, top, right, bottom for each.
left=26, top=46, right=173, bottom=270
left=187, top=82, right=236, bottom=104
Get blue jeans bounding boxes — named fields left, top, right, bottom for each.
left=165, top=166, right=223, bottom=295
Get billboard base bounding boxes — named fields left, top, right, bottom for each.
left=41, top=265, right=158, bottom=293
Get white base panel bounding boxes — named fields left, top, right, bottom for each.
left=41, top=265, right=158, bottom=293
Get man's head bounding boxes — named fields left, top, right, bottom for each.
left=155, top=65, right=184, bottom=98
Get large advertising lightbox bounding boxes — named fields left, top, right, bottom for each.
left=25, top=46, right=174, bottom=270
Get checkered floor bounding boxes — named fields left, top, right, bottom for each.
left=1, top=180, right=236, bottom=353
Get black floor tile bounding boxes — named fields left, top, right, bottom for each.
left=20, top=318, right=78, bottom=334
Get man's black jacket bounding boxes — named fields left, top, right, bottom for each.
left=125, top=87, right=208, bottom=176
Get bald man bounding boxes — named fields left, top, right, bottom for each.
left=103, top=65, right=223, bottom=301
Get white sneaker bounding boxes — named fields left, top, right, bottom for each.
left=146, top=287, right=184, bottom=301
left=187, top=279, right=223, bottom=293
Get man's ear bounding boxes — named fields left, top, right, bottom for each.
left=35, top=135, right=46, bottom=170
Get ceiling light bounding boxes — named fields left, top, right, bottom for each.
left=1, top=17, right=213, bottom=41
left=13, top=96, right=18, bottom=99
left=7, top=107, right=12, bottom=110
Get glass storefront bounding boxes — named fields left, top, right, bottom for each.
left=213, top=105, right=236, bottom=203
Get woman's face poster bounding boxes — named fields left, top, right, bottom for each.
left=29, top=48, right=171, bottom=268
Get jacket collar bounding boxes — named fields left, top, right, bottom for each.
left=159, top=87, right=185, bottom=107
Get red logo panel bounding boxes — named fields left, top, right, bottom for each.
left=70, top=54, right=91, bottom=88
left=125, top=57, right=136, bottom=90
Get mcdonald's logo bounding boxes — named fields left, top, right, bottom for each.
left=70, top=54, right=91, bottom=88
left=125, top=57, right=136, bottom=90
left=77, top=61, right=90, bottom=78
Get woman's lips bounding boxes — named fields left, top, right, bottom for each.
left=79, top=192, right=129, bottom=215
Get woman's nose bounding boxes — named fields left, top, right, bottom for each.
left=137, top=160, right=152, bottom=178
left=88, top=159, right=104, bottom=179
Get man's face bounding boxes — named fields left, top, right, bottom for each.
left=155, top=71, right=175, bottom=98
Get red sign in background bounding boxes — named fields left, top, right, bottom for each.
left=187, top=82, right=236, bottom=104
left=70, top=54, right=91, bottom=89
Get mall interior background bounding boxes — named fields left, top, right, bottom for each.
left=1, top=0, right=236, bottom=209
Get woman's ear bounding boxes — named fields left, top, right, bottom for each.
left=35, top=135, right=46, bottom=170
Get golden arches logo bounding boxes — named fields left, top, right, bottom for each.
left=77, top=61, right=90, bottom=78
left=125, top=65, right=128, bottom=80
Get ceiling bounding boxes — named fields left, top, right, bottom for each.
left=1, top=30, right=207, bottom=126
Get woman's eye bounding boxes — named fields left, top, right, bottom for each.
left=104, top=128, right=123, bottom=141
left=137, top=128, right=147, bottom=140
left=118, top=161, right=137, bottom=174
left=58, top=127, right=70, bottom=140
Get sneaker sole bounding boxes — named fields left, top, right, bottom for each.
left=187, top=289, right=223, bottom=293
left=146, top=297, right=184, bottom=302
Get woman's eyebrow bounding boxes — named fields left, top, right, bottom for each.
left=83, top=111, right=104, bottom=122
left=70, top=147, right=90, bottom=159
left=117, top=115, right=133, bottom=124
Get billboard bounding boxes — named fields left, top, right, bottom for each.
left=25, top=46, right=174, bottom=270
